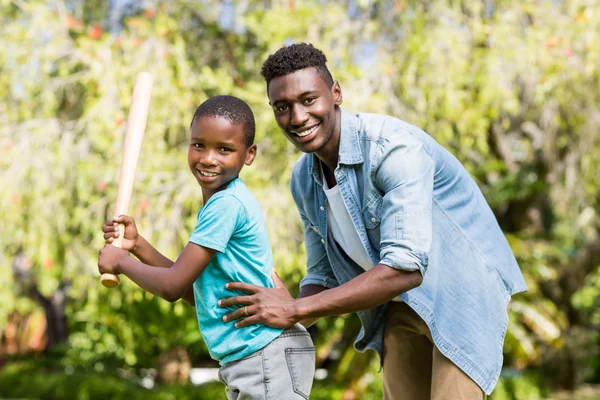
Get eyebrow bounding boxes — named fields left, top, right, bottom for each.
left=271, top=90, right=319, bottom=105
left=190, top=136, right=239, bottom=146
left=216, top=141, right=237, bottom=147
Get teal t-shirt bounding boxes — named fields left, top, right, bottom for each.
left=189, top=178, right=283, bottom=365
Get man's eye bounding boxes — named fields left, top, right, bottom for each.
left=304, top=97, right=316, bottom=105
left=276, top=105, right=289, bottom=113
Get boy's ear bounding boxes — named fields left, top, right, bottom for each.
left=332, top=81, right=343, bottom=106
left=245, top=144, right=257, bottom=166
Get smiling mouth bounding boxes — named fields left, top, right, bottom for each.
left=291, top=123, right=320, bottom=137
left=198, top=170, right=219, bottom=177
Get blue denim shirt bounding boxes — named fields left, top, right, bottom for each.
left=290, top=108, right=527, bottom=394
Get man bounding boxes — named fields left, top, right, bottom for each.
left=219, top=43, right=527, bottom=399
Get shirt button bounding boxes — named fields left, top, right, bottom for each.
left=320, top=239, right=325, bottom=244
left=371, top=218, right=377, bottom=222
left=320, top=206, right=325, bottom=211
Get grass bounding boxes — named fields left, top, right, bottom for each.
left=0, top=359, right=598, bottom=400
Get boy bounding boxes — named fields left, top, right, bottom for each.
left=98, top=95, right=315, bottom=399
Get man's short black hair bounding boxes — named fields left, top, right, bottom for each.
left=261, top=43, right=334, bottom=88
left=191, top=95, right=255, bottom=146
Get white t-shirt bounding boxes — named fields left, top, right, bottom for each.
left=323, top=179, right=375, bottom=270
left=323, top=176, right=403, bottom=302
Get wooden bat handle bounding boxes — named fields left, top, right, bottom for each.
left=101, top=72, right=153, bottom=288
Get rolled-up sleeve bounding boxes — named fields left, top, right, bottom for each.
left=376, top=130, right=434, bottom=276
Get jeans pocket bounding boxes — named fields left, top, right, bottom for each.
left=285, top=347, right=316, bottom=399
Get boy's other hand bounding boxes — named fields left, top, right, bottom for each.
left=218, top=281, right=299, bottom=329
left=98, top=244, right=128, bottom=275
left=102, top=215, right=139, bottom=251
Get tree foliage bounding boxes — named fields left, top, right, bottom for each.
left=1, top=0, right=599, bottom=397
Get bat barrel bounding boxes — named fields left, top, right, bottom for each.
left=101, top=72, right=153, bottom=288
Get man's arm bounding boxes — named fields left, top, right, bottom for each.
left=296, top=284, right=328, bottom=328
left=295, top=265, right=421, bottom=320
left=220, top=265, right=421, bottom=328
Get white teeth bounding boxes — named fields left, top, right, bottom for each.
left=293, top=124, right=319, bottom=137
left=199, top=170, right=218, bottom=177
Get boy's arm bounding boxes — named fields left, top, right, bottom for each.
left=131, top=235, right=174, bottom=268
left=104, top=215, right=173, bottom=268
left=131, top=236, right=196, bottom=307
left=103, top=215, right=195, bottom=306
left=181, top=286, right=196, bottom=307
left=98, top=242, right=215, bottom=303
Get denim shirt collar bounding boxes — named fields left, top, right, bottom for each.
left=309, top=107, right=363, bottom=185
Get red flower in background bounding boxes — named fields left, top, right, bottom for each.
left=44, top=258, right=54, bottom=271
left=96, top=182, right=109, bottom=192
left=88, top=24, right=103, bottom=40
left=564, top=46, right=573, bottom=57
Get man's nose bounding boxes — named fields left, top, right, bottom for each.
left=290, top=105, right=309, bottom=126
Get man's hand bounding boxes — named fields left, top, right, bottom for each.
left=98, top=244, right=129, bottom=275
left=218, top=271, right=300, bottom=329
left=102, top=215, right=139, bottom=251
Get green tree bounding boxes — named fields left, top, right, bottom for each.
left=1, top=0, right=600, bottom=398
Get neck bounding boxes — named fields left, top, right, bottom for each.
left=202, top=188, right=216, bottom=204
left=201, top=176, right=238, bottom=204
left=314, top=107, right=341, bottom=172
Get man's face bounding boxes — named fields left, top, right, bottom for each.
left=187, top=116, right=256, bottom=196
left=267, top=67, right=342, bottom=154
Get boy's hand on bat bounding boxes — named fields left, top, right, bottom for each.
left=102, top=215, right=139, bottom=251
left=98, top=244, right=128, bottom=275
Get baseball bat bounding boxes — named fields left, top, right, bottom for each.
left=100, top=72, right=153, bottom=288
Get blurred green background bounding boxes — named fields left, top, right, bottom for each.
left=1, top=0, right=599, bottom=399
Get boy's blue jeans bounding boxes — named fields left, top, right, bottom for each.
left=218, top=324, right=316, bottom=399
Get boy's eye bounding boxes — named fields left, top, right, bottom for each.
left=193, top=143, right=204, bottom=148
left=219, top=147, right=232, bottom=152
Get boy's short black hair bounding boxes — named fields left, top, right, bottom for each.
left=261, top=43, right=334, bottom=88
left=191, top=95, right=255, bottom=146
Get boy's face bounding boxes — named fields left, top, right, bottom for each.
left=188, top=116, right=256, bottom=194
left=267, top=67, right=342, bottom=155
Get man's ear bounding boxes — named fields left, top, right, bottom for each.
left=245, top=144, right=257, bottom=166
left=332, top=81, right=343, bottom=106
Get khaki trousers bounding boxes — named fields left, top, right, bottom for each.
left=383, top=302, right=486, bottom=400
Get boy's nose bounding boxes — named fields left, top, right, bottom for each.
left=200, top=151, right=217, bottom=166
